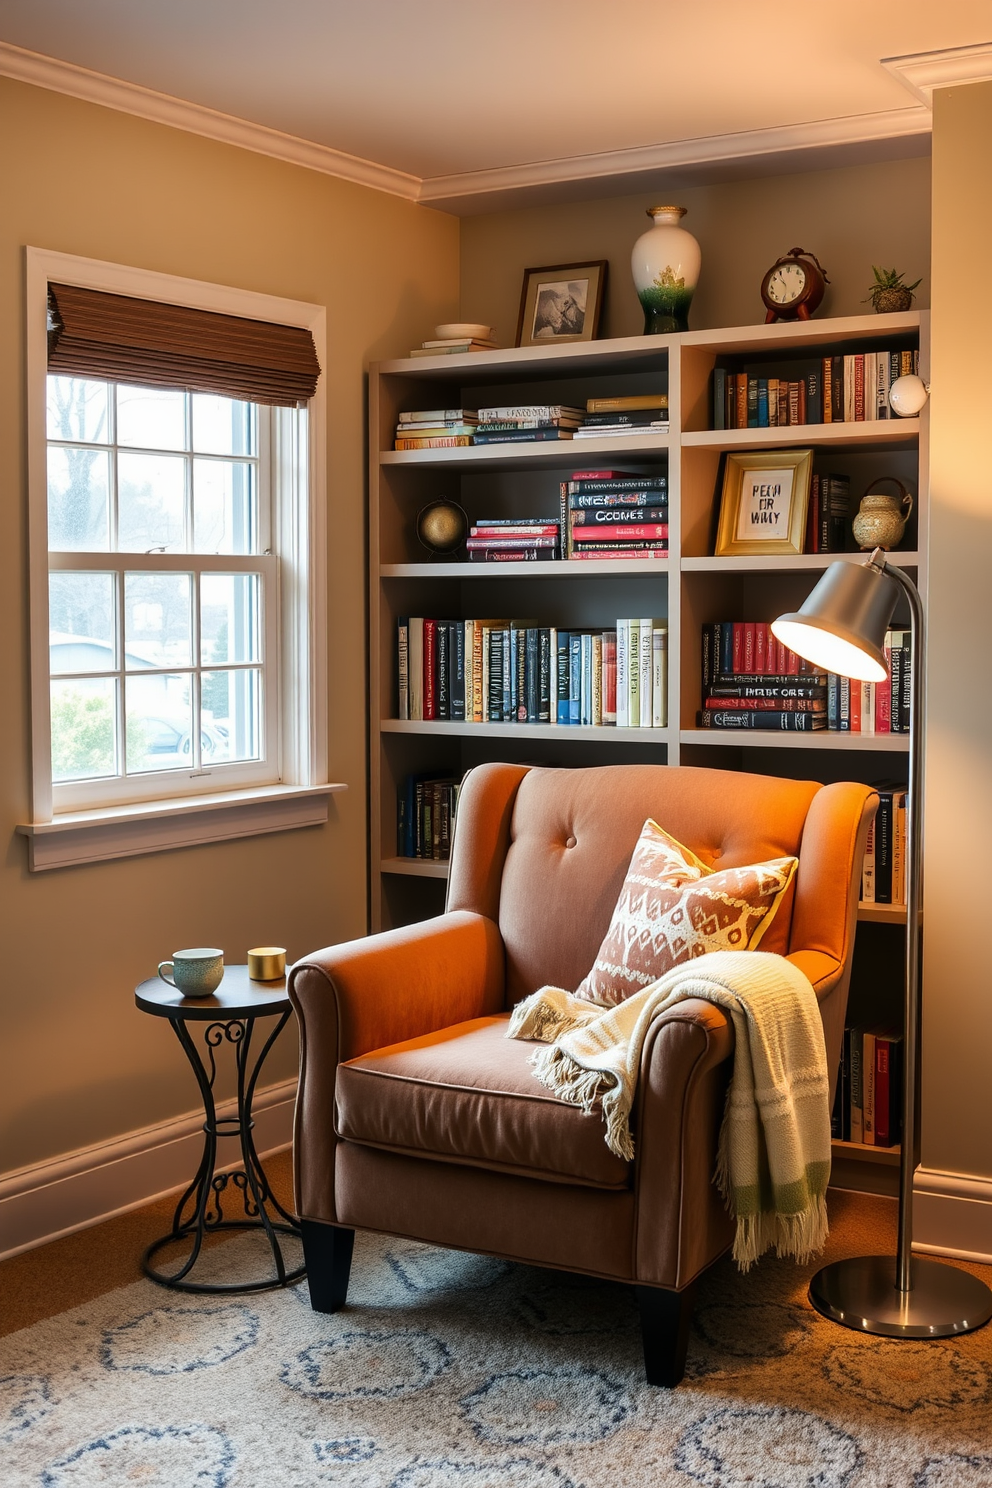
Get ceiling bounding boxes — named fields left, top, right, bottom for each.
left=1, top=2, right=991, bottom=212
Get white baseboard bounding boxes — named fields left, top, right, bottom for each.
left=912, top=1166, right=992, bottom=1265
left=0, top=1079, right=296, bottom=1261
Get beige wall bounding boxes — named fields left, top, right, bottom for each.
left=922, top=81, right=992, bottom=1182
left=460, top=156, right=931, bottom=341
left=0, top=78, right=459, bottom=1173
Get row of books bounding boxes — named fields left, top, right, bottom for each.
left=397, top=773, right=459, bottom=860
left=560, top=469, right=669, bottom=560
left=862, top=786, right=908, bottom=905
left=397, top=618, right=668, bottom=727
left=832, top=1026, right=902, bottom=1147
left=699, top=623, right=912, bottom=733
left=712, top=348, right=921, bottom=429
left=394, top=395, right=669, bottom=451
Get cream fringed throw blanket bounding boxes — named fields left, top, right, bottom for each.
left=507, top=949, right=831, bottom=1271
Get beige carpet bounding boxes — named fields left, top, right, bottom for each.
left=2, top=1174, right=991, bottom=1486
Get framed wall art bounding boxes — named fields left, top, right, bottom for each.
left=714, top=448, right=813, bottom=557
left=515, top=261, right=607, bottom=348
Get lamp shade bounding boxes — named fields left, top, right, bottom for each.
left=772, top=559, right=901, bottom=682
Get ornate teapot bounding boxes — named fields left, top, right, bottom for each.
left=851, top=477, right=913, bottom=552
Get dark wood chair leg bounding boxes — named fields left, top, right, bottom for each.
left=635, top=1281, right=697, bottom=1387
left=300, top=1220, right=354, bottom=1313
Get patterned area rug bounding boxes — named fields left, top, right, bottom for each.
left=2, top=1227, right=991, bottom=1487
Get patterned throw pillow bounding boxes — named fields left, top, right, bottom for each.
left=575, top=818, right=798, bottom=1006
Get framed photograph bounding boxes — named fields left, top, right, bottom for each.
left=515, top=261, right=607, bottom=348
left=714, top=448, right=814, bottom=557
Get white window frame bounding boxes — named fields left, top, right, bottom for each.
left=20, top=248, right=340, bottom=870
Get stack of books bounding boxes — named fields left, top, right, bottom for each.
left=409, top=335, right=498, bottom=358
left=861, top=784, right=908, bottom=904
left=560, top=470, right=669, bottom=559
left=396, top=616, right=667, bottom=727
left=713, top=347, right=921, bottom=429
left=394, top=408, right=478, bottom=450
left=472, top=404, right=582, bottom=445
left=700, top=622, right=826, bottom=732
left=466, top=518, right=562, bottom=563
left=833, top=1026, right=903, bottom=1147
left=397, top=772, right=459, bottom=860
left=700, top=622, right=912, bottom=733
left=574, top=394, right=669, bottom=439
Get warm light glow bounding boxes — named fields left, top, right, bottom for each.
left=771, top=619, right=888, bottom=682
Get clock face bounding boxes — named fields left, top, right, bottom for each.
left=765, top=261, right=808, bottom=306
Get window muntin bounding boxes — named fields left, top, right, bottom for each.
left=47, top=377, right=278, bottom=807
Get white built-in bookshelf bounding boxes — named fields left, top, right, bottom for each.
left=368, top=311, right=927, bottom=1181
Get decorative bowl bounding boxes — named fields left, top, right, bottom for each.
left=434, top=323, right=492, bottom=341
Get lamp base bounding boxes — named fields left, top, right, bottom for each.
left=809, top=1254, right=992, bottom=1338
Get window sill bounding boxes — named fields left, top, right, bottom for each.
left=17, top=783, right=347, bottom=871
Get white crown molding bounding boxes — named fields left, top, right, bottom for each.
left=0, top=39, right=420, bottom=202
left=883, top=42, right=992, bottom=106
left=0, top=37, right=936, bottom=215
left=418, top=106, right=932, bottom=208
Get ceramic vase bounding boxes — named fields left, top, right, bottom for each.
left=851, top=480, right=913, bottom=551
left=631, top=206, right=701, bottom=334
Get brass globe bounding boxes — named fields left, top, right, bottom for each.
left=417, top=500, right=468, bottom=554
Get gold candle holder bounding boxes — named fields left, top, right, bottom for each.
left=247, top=946, right=286, bottom=981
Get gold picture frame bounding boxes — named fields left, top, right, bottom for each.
left=714, top=448, right=813, bottom=557
left=515, top=261, right=607, bottom=348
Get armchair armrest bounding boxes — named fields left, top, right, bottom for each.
left=290, top=910, right=505, bottom=1225
left=290, top=910, right=506, bottom=1063
left=632, top=998, right=735, bottom=1289
left=786, top=948, right=842, bottom=1000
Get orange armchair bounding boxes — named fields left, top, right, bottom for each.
left=290, top=763, right=875, bottom=1385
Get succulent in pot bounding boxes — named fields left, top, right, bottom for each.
left=865, top=266, right=922, bottom=314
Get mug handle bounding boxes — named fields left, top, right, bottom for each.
left=158, top=961, right=177, bottom=987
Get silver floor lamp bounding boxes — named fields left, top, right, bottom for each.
left=773, top=552, right=992, bottom=1337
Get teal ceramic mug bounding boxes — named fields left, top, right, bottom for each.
left=158, top=947, right=224, bottom=998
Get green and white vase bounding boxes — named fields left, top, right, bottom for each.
left=631, top=205, right=700, bottom=334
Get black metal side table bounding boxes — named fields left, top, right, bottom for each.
left=135, top=966, right=305, bottom=1294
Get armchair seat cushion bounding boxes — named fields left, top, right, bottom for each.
left=335, top=1015, right=631, bottom=1190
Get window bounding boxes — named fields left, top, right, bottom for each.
left=48, top=379, right=277, bottom=808
left=22, top=250, right=335, bottom=870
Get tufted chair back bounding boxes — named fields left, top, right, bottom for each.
left=446, top=761, right=858, bottom=1009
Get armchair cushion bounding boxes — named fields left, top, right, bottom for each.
left=335, top=1015, right=631, bottom=1190
left=576, top=818, right=798, bottom=1006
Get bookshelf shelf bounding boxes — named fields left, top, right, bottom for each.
left=381, top=558, right=670, bottom=579
left=381, top=856, right=450, bottom=879
left=682, top=420, right=919, bottom=452
left=857, top=901, right=918, bottom=924
left=831, top=1139, right=901, bottom=1165
left=381, top=434, right=670, bottom=471
left=383, top=719, right=672, bottom=745
left=679, top=729, right=911, bottom=752
left=682, top=552, right=919, bottom=574
left=370, top=313, right=927, bottom=1172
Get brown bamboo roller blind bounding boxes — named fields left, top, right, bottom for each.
left=47, top=283, right=321, bottom=407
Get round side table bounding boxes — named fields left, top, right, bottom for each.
left=135, top=966, right=305, bottom=1294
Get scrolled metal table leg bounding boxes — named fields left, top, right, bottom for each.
left=141, top=1011, right=305, bottom=1294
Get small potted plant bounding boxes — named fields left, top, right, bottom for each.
left=865, top=266, right=922, bottom=314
